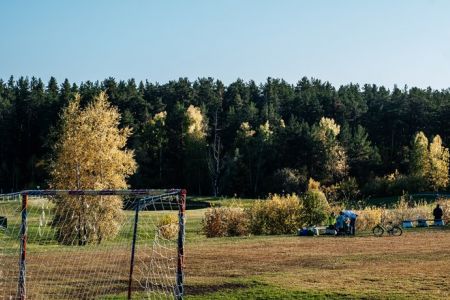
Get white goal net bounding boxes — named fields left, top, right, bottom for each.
left=0, top=189, right=186, bottom=300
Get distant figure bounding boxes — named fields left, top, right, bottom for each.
left=327, top=212, right=336, bottom=228
left=433, top=204, right=443, bottom=221
left=343, top=210, right=358, bottom=236
left=335, top=211, right=345, bottom=235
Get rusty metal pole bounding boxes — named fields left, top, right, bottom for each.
left=127, top=200, right=141, bottom=300
left=18, top=193, right=28, bottom=299
left=175, top=189, right=186, bottom=299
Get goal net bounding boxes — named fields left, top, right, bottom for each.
left=0, top=189, right=186, bottom=300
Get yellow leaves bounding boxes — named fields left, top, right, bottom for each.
left=312, top=117, right=348, bottom=180
left=355, top=207, right=382, bottom=231
left=307, top=178, right=321, bottom=191
left=50, top=92, right=137, bottom=244
left=186, top=105, right=206, bottom=139
left=385, top=169, right=400, bottom=182
left=247, top=194, right=303, bottom=235
left=202, top=206, right=249, bottom=237
left=411, top=131, right=430, bottom=178
left=52, top=91, right=137, bottom=190
left=429, top=135, right=449, bottom=190
left=410, top=132, right=449, bottom=191
left=259, top=120, right=273, bottom=140
left=239, top=122, right=255, bottom=138
left=149, top=111, right=167, bottom=126
left=239, top=120, right=274, bottom=140
left=318, top=117, right=340, bottom=138
left=156, top=214, right=178, bottom=240
left=414, top=131, right=429, bottom=149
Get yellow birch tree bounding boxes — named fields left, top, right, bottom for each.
left=50, top=92, right=137, bottom=245
left=428, top=135, right=449, bottom=191
left=312, top=117, right=348, bottom=182
left=410, top=131, right=430, bottom=178
left=184, top=105, right=208, bottom=194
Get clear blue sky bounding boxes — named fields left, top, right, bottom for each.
left=1, top=0, right=450, bottom=89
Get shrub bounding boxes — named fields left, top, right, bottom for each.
left=300, top=189, right=330, bottom=226
left=355, top=196, right=438, bottom=231
left=247, top=194, right=303, bottom=235
left=156, top=214, right=178, bottom=240
left=202, top=207, right=249, bottom=237
left=383, top=197, right=430, bottom=224
left=307, top=178, right=321, bottom=191
left=437, top=198, right=450, bottom=222
left=355, top=207, right=382, bottom=231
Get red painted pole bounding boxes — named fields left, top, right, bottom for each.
left=18, top=193, right=28, bottom=299
left=175, top=189, right=186, bottom=299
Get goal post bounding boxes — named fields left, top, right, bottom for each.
left=0, top=189, right=186, bottom=300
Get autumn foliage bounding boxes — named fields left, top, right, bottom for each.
left=50, top=92, right=137, bottom=245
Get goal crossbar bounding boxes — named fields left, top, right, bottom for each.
left=1, top=188, right=181, bottom=197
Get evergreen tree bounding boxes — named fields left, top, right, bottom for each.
left=136, top=110, right=168, bottom=187
left=347, top=125, right=381, bottom=180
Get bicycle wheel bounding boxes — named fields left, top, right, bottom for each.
left=372, top=225, right=384, bottom=237
left=391, top=226, right=402, bottom=236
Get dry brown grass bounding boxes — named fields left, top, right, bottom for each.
left=0, top=244, right=175, bottom=299
left=185, top=230, right=450, bottom=299
left=1, top=209, right=449, bottom=299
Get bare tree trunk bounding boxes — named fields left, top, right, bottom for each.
left=159, top=146, right=163, bottom=181
left=208, top=109, right=222, bottom=197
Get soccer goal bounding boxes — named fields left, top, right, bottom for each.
left=0, top=189, right=186, bottom=300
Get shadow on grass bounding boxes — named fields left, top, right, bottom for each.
left=183, top=280, right=390, bottom=300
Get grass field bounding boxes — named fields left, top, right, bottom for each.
left=1, top=199, right=450, bottom=299
left=183, top=208, right=450, bottom=300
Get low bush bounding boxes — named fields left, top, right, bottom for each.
left=156, top=214, right=178, bottom=239
left=383, top=197, right=430, bottom=224
left=355, top=207, right=382, bottom=231
left=203, top=193, right=449, bottom=238
left=202, top=206, right=249, bottom=237
left=247, top=194, right=303, bottom=235
left=355, top=197, right=446, bottom=231
left=438, top=198, right=450, bottom=222
left=301, top=189, right=329, bottom=226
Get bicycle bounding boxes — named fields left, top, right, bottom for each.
left=372, top=222, right=402, bottom=237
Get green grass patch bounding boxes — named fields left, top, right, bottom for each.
left=184, top=278, right=410, bottom=300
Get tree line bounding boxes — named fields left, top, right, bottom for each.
left=1, top=75, right=449, bottom=200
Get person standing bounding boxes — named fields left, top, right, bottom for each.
left=335, top=211, right=345, bottom=235
left=343, top=210, right=358, bottom=236
left=327, top=212, right=336, bottom=228
left=433, top=204, right=443, bottom=222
